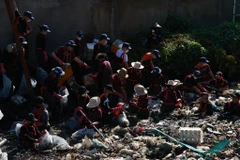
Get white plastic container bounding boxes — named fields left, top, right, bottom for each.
left=179, top=127, right=203, bottom=144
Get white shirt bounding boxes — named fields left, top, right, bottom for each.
left=116, top=49, right=128, bottom=63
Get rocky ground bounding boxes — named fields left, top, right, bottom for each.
left=1, top=91, right=240, bottom=160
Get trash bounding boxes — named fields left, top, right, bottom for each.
left=92, top=139, right=108, bottom=149
left=0, top=149, right=8, bottom=160
left=0, top=139, right=7, bottom=147
left=179, top=127, right=203, bottom=144
left=0, top=110, right=3, bottom=120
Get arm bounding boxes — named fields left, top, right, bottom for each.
left=0, top=63, right=6, bottom=74
left=12, top=0, right=18, bottom=11
left=197, top=83, right=209, bottom=93
left=51, top=51, right=63, bottom=66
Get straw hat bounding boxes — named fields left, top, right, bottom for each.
left=134, top=84, right=148, bottom=96
left=95, top=53, right=107, bottom=60
left=131, top=61, right=144, bottom=69
left=117, top=68, right=129, bottom=78
left=173, top=79, right=183, bottom=86
left=165, top=80, right=177, bottom=86
left=86, top=96, right=101, bottom=109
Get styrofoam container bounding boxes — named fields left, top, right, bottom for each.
left=179, top=127, right=203, bottom=144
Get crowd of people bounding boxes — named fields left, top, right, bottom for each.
left=0, top=0, right=239, bottom=150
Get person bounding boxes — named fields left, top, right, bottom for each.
left=0, top=37, right=27, bottom=92
left=148, top=67, right=165, bottom=96
left=19, top=113, right=40, bottom=150
left=71, top=97, right=102, bottom=140
left=51, top=40, right=78, bottom=67
left=114, top=42, right=131, bottom=71
left=36, top=24, right=51, bottom=70
left=147, top=22, right=162, bottom=47
left=182, top=70, right=209, bottom=104
left=12, top=0, right=34, bottom=60
left=219, top=92, right=240, bottom=121
left=126, top=61, right=144, bottom=99
left=158, top=80, right=182, bottom=115
left=92, top=53, right=113, bottom=92
left=208, top=71, right=228, bottom=94
left=196, top=92, right=214, bottom=118
left=41, top=67, right=65, bottom=118
left=129, top=84, right=150, bottom=119
left=76, top=86, right=90, bottom=110
left=140, top=49, right=161, bottom=87
left=32, top=96, right=50, bottom=132
left=74, top=30, right=85, bottom=58
left=111, top=68, right=128, bottom=102
left=99, top=84, right=120, bottom=125
left=194, top=57, right=215, bottom=82
left=173, top=79, right=186, bottom=106
left=93, top=33, right=110, bottom=60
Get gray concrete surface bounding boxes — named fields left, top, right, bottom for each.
left=0, top=0, right=234, bottom=65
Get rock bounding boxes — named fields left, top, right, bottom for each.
left=119, top=149, right=135, bottom=155
left=158, top=142, right=173, bottom=153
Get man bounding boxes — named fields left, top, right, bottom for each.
left=126, top=61, right=144, bottom=99
left=12, top=0, right=34, bottom=60
left=196, top=92, right=214, bottom=118
left=208, top=71, right=228, bottom=93
left=147, top=22, right=162, bottom=47
left=158, top=80, right=182, bottom=115
left=219, top=92, right=240, bottom=121
left=76, top=86, right=90, bottom=110
left=32, top=96, right=50, bottom=132
left=36, top=24, right=51, bottom=70
left=111, top=68, right=128, bottom=102
left=194, top=57, right=215, bottom=82
left=74, top=30, right=85, bottom=58
left=93, top=33, right=110, bottom=60
left=92, top=53, right=113, bottom=92
left=114, top=42, right=131, bottom=71
left=41, top=67, right=65, bottom=118
left=140, top=50, right=161, bottom=87
left=0, top=37, right=27, bottom=92
left=71, top=97, right=102, bottom=140
left=19, top=113, right=40, bottom=149
left=148, top=67, right=165, bottom=96
left=183, top=70, right=209, bottom=104
left=51, top=40, right=77, bottom=67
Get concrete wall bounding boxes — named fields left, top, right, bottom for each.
left=0, top=0, right=234, bottom=62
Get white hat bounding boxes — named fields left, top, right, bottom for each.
left=6, top=43, right=16, bottom=53
left=86, top=96, right=101, bottom=109
left=165, top=80, right=177, bottom=86
left=134, top=84, right=148, bottom=96
left=117, top=68, right=129, bottom=78
left=173, top=79, right=183, bottom=86
left=131, top=61, right=144, bottom=69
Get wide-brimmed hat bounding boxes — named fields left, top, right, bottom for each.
left=134, top=84, right=148, bottom=96
left=131, top=61, right=144, bottom=69
left=86, top=97, right=101, bottom=109
left=165, top=80, right=177, bottom=86
left=26, top=113, right=37, bottom=122
left=173, top=79, right=183, bottom=86
left=95, top=53, right=107, bottom=60
left=117, top=68, right=129, bottom=78
left=78, top=86, right=89, bottom=95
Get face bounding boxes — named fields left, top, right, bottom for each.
left=41, top=30, right=47, bottom=35
left=201, top=95, right=208, bottom=103
left=67, top=46, right=74, bottom=52
left=215, top=75, right=221, bottom=79
left=101, top=39, right=108, bottom=45
left=123, top=47, right=129, bottom=53
left=24, top=16, right=31, bottom=23
left=76, top=36, right=82, bottom=41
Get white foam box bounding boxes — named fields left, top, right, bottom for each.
left=179, top=127, right=203, bottom=144
left=111, top=39, right=124, bottom=54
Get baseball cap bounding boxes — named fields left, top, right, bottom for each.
left=200, top=57, right=209, bottom=63
left=122, top=42, right=131, bottom=49
left=99, top=33, right=110, bottom=41
left=66, top=40, right=77, bottom=47
left=39, top=24, right=51, bottom=32
left=24, top=11, right=34, bottom=20
left=19, top=36, right=28, bottom=45
left=152, top=49, right=160, bottom=58
left=76, top=30, right=84, bottom=37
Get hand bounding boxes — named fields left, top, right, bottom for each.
left=91, top=121, right=99, bottom=126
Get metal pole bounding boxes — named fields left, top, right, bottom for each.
left=79, top=110, right=105, bottom=139
left=233, top=0, right=237, bottom=22
left=4, top=0, right=35, bottom=100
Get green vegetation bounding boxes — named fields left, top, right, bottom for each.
left=124, top=14, right=240, bottom=81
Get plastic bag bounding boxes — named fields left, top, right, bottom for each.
left=35, top=68, right=48, bottom=86
left=0, top=110, right=3, bottom=120
left=39, top=130, right=53, bottom=150
left=15, top=123, right=23, bottom=138
left=51, top=135, right=70, bottom=150
left=17, top=75, right=37, bottom=96
left=59, top=87, right=69, bottom=106
left=0, top=74, right=12, bottom=98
